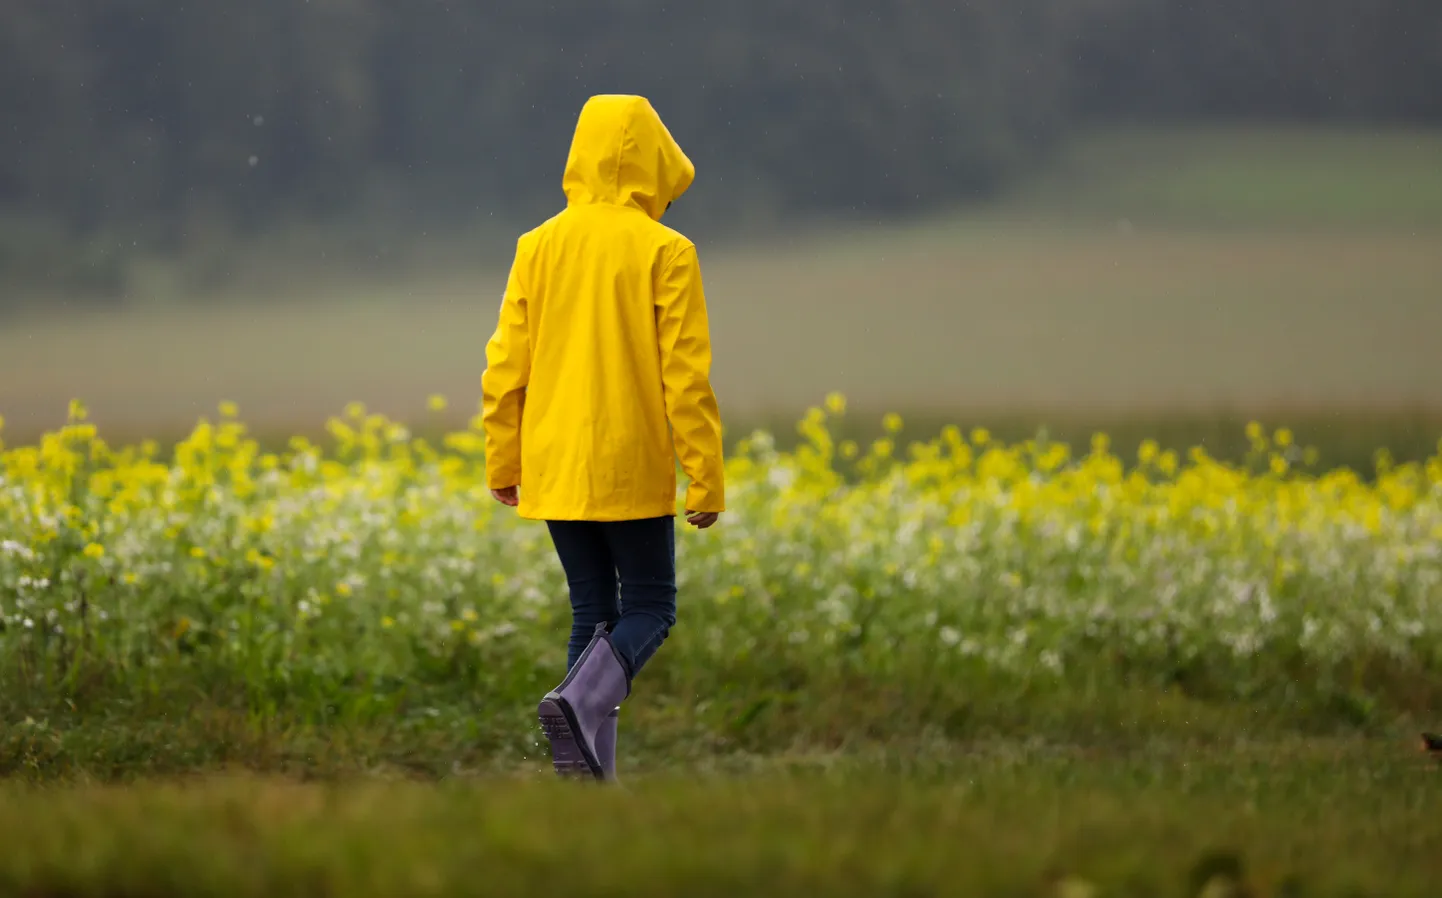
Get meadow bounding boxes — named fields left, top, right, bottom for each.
left=3, top=396, right=1442, bottom=894
left=2, top=127, right=1442, bottom=896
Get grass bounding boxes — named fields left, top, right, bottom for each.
left=4, top=400, right=1441, bottom=893
left=3, top=656, right=1442, bottom=895
left=3, top=125, right=1442, bottom=896
left=1, top=730, right=1439, bottom=897
left=5, top=638, right=1441, bottom=894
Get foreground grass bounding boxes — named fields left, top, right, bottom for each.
left=3, top=413, right=1440, bottom=895
left=3, top=667, right=1426, bottom=783
left=4, top=659, right=1439, bottom=894
left=3, top=735, right=1440, bottom=898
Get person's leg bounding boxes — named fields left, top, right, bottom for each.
left=544, top=521, right=620, bottom=671
left=602, top=515, right=677, bottom=677
left=539, top=521, right=624, bottom=779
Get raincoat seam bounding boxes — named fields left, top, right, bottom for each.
left=656, top=240, right=693, bottom=286
left=614, top=119, right=630, bottom=208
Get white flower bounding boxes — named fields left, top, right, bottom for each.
left=1, top=539, right=34, bottom=559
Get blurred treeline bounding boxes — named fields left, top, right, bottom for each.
left=2, top=0, right=1439, bottom=301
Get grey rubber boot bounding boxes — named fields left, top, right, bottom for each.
left=537, top=622, right=631, bottom=780
left=595, top=708, right=620, bottom=782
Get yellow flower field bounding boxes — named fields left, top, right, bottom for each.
left=1, top=398, right=1440, bottom=731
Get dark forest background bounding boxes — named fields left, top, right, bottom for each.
left=2, top=0, right=1440, bottom=300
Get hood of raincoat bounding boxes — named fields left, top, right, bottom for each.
left=562, top=95, right=695, bottom=221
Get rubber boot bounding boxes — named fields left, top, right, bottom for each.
left=538, top=622, right=631, bottom=780
left=595, top=708, right=620, bottom=782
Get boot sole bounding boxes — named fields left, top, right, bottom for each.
left=538, top=697, right=604, bottom=780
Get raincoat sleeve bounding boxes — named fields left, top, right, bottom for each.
left=481, top=248, right=530, bottom=489
left=655, top=243, right=725, bottom=513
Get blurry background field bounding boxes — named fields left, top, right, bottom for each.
left=4, top=126, right=1441, bottom=460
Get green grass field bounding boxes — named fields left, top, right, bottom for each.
left=2, top=742, right=1439, bottom=898
left=4, top=127, right=1442, bottom=896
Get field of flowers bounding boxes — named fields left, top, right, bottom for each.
left=2, top=396, right=1441, bottom=770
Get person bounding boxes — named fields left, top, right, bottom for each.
left=480, top=94, right=725, bottom=782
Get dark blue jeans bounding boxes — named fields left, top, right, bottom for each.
left=545, top=516, right=677, bottom=677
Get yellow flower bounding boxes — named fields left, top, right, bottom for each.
left=122, top=572, right=138, bottom=585
left=336, top=582, right=354, bottom=598
left=427, top=394, right=449, bottom=413
left=381, top=615, right=396, bottom=629
left=218, top=401, right=239, bottom=418
left=1158, top=450, right=1179, bottom=477
left=882, top=413, right=904, bottom=434
left=970, top=427, right=990, bottom=446
left=1245, top=421, right=1264, bottom=442
left=839, top=440, right=859, bottom=460
left=461, top=608, right=479, bottom=622
left=83, top=542, right=105, bottom=559
left=189, top=547, right=207, bottom=559
left=327, top=419, right=356, bottom=446
left=1274, top=427, right=1293, bottom=447
left=824, top=392, right=847, bottom=415
left=68, top=399, right=88, bottom=422
left=450, top=619, right=466, bottom=632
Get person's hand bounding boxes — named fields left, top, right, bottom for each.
left=685, top=510, right=719, bottom=530
left=491, top=486, right=519, bottom=507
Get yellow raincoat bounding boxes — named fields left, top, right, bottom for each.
left=481, top=95, right=725, bottom=522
